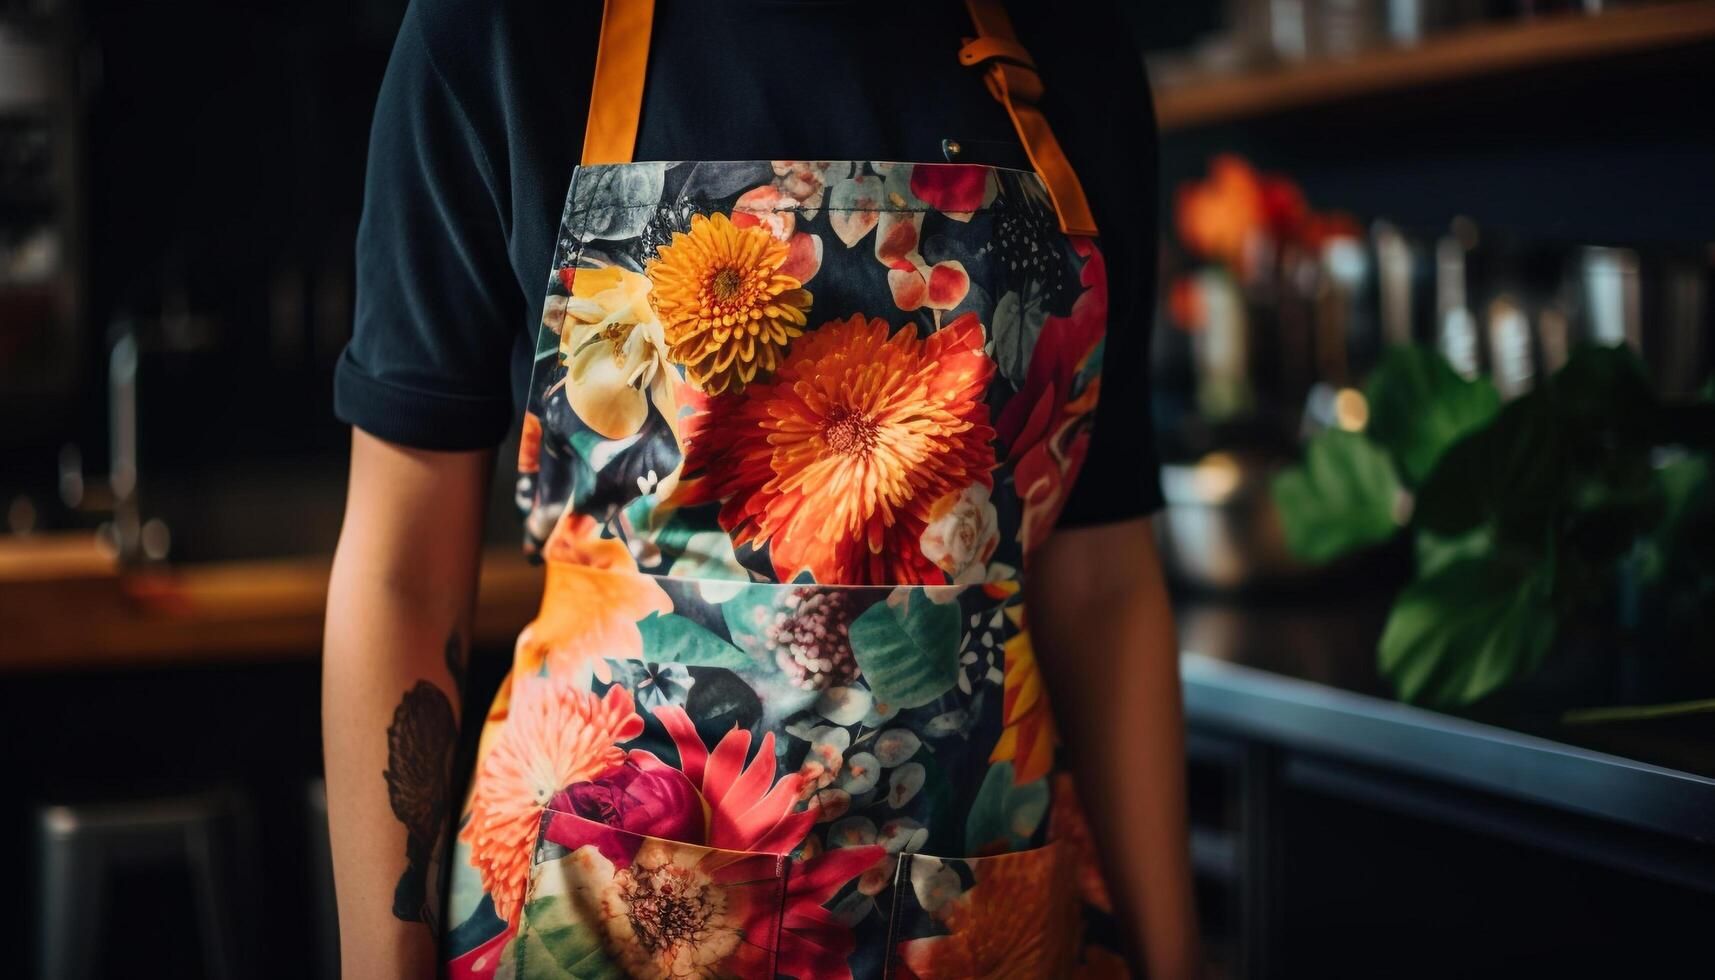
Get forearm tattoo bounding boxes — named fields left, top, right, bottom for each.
left=383, top=630, right=465, bottom=930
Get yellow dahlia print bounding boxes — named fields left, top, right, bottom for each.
left=645, top=211, right=812, bottom=394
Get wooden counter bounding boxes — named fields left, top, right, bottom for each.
left=0, top=536, right=543, bottom=672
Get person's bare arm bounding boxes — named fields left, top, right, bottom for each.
left=1026, top=515, right=1202, bottom=980
left=323, top=428, right=493, bottom=977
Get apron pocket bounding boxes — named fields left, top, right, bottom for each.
left=887, top=840, right=1079, bottom=979
left=513, top=806, right=790, bottom=979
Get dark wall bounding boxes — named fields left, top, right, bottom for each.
left=81, top=0, right=407, bottom=460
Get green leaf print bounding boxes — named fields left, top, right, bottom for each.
left=622, top=494, right=698, bottom=555
left=719, top=583, right=782, bottom=657
left=568, top=429, right=610, bottom=469
left=915, top=751, right=960, bottom=855
left=964, top=761, right=1050, bottom=853
left=515, top=893, right=622, bottom=980
left=635, top=613, right=752, bottom=670
left=667, top=532, right=750, bottom=598
left=847, top=590, right=961, bottom=709
left=989, top=287, right=1049, bottom=387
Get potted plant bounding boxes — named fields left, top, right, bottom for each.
left=1271, top=343, right=1714, bottom=712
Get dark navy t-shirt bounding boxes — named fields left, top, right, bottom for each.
left=336, top=0, right=1164, bottom=525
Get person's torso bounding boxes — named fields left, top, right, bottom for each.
left=439, top=8, right=1133, bottom=973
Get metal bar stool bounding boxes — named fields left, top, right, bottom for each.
left=35, top=787, right=257, bottom=980
left=306, top=778, right=340, bottom=980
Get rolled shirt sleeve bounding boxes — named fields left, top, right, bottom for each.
left=334, top=1, right=522, bottom=451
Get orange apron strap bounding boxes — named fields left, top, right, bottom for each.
left=959, top=0, right=1099, bottom=236
left=582, top=0, right=655, bottom=166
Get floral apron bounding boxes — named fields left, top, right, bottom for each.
left=443, top=1, right=1129, bottom=976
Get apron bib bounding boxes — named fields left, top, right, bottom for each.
left=444, top=2, right=1127, bottom=976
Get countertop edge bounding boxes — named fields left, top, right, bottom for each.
left=1180, top=651, right=1715, bottom=844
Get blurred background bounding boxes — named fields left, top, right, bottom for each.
left=1, top=0, right=1711, bottom=977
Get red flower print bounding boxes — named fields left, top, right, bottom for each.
left=551, top=759, right=706, bottom=851
left=995, top=238, right=1108, bottom=555
left=875, top=210, right=922, bottom=266
left=648, top=704, right=819, bottom=852
left=926, top=261, right=972, bottom=308
left=647, top=704, right=885, bottom=979
left=874, top=210, right=972, bottom=312
left=910, top=164, right=997, bottom=219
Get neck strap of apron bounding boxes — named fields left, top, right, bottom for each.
left=959, top=0, right=1098, bottom=236
left=582, top=0, right=1099, bottom=237
left=581, top=0, right=655, bottom=168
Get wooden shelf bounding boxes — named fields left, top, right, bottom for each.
left=1154, top=1, right=1715, bottom=131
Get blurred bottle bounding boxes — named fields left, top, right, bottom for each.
left=1372, top=219, right=1418, bottom=347
left=1579, top=246, right=1643, bottom=354
left=1386, top=0, right=1493, bottom=45
left=1321, top=232, right=1376, bottom=382
left=1536, top=303, right=1572, bottom=375
left=1651, top=250, right=1709, bottom=398
left=1436, top=224, right=1481, bottom=379
left=1190, top=267, right=1256, bottom=422
left=1315, top=0, right=1383, bottom=59
left=1236, top=0, right=1384, bottom=62
left=1486, top=295, right=1535, bottom=399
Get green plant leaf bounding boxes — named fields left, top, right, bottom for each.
left=848, top=590, right=961, bottom=709
left=1414, top=390, right=1564, bottom=539
left=1270, top=430, right=1405, bottom=564
left=1549, top=343, right=1655, bottom=436
left=1658, top=455, right=1714, bottom=536
left=1563, top=468, right=1664, bottom=567
left=1415, top=344, right=1680, bottom=552
left=635, top=613, right=752, bottom=669
left=1378, top=555, right=1558, bottom=708
left=1363, top=346, right=1502, bottom=485
left=1413, top=525, right=1494, bottom=578
left=1639, top=454, right=1715, bottom=584
left=1550, top=347, right=1664, bottom=505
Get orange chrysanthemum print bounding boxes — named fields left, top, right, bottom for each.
left=898, top=849, right=1079, bottom=978
left=677, top=313, right=997, bottom=585
left=645, top=211, right=812, bottom=394
left=1050, top=772, right=1116, bottom=916
left=459, top=678, right=643, bottom=926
